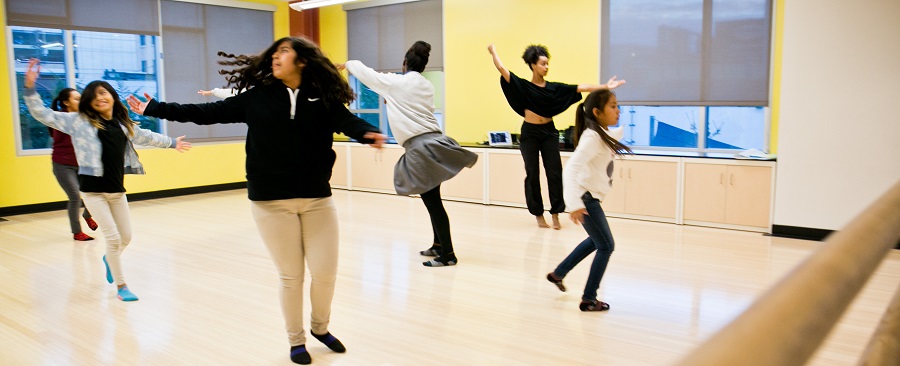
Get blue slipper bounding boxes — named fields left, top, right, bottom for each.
left=117, top=286, right=139, bottom=302
left=102, top=255, right=113, bottom=284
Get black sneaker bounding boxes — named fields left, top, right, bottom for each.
left=546, top=273, right=566, bottom=292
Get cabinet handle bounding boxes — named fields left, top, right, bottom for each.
left=730, top=174, right=735, bottom=187
left=375, top=150, right=382, bottom=163
left=720, top=173, right=724, bottom=185
left=628, top=168, right=632, bottom=180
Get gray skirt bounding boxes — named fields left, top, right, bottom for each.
left=394, top=132, right=478, bottom=196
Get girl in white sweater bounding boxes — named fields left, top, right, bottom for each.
left=545, top=89, right=631, bottom=311
left=338, top=41, right=478, bottom=267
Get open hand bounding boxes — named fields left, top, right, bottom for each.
left=197, top=90, right=214, bottom=96
left=24, top=59, right=41, bottom=89
left=126, top=93, right=154, bottom=115
left=334, top=63, right=346, bottom=71
left=606, top=76, right=626, bottom=90
left=175, top=135, right=192, bottom=153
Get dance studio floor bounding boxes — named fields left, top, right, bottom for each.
left=1, top=189, right=898, bottom=365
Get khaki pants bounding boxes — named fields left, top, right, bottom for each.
left=251, top=197, right=339, bottom=346
left=82, top=192, right=132, bottom=286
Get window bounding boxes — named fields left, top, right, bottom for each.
left=10, top=26, right=162, bottom=151
left=347, top=71, right=445, bottom=143
left=618, top=106, right=766, bottom=151
left=159, top=0, right=274, bottom=142
left=602, top=0, right=772, bottom=153
left=345, top=0, right=444, bottom=141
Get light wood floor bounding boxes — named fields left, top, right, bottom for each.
left=1, top=189, right=898, bottom=366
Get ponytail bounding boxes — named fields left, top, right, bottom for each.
left=576, top=90, right=632, bottom=155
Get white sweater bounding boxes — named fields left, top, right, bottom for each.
left=563, top=127, right=625, bottom=211
left=344, top=60, right=442, bottom=145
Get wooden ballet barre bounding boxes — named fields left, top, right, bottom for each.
left=674, top=180, right=900, bottom=366
left=856, top=283, right=900, bottom=366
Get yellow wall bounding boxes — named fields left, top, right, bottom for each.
left=0, top=0, right=289, bottom=209
left=443, top=0, right=600, bottom=143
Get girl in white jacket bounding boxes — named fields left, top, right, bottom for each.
left=545, top=89, right=631, bottom=311
left=338, top=41, right=477, bottom=267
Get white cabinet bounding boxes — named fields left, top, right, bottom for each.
left=348, top=145, right=403, bottom=193
left=602, top=159, right=679, bottom=220
left=683, top=162, right=774, bottom=229
left=441, top=151, right=485, bottom=202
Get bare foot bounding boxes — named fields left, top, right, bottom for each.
left=551, top=214, right=561, bottom=230
left=535, top=215, right=550, bottom=228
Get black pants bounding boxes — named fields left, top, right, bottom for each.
left=519, top=121, right=564, bottom=216
left=421, top=185, right=453, bottom=256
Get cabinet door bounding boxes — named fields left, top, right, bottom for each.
left=440, top=151, right=484, bottom=201
left=601, top=159, right=626, bottom=213
left=624, top=161, right=678, bottom=218
left=683, top=163, right=727, bottom=223
left=330, top=145, right=348, bottom=187
left=349, top=146, right=378, bottom=189
left=725, top=165, right=772, bottom=227
left=488, top=153, right=526, bottom=205
left=374, top=148, right=404, bottom=192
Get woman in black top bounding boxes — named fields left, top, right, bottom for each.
left=128, top=37, right=386, bottom=365
left=488, top=43, right=625, bottom=229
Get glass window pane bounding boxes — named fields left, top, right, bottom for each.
left=73, top=31, right=161, bottom=133
left=706, top=106, right=766, bottom=150
left=620, top=106, right=701, bottom=148
left=12, top=27, right=68, bottom=150
left=355, top=113, right=380, bottom=129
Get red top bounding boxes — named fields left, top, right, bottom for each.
left=50, top=128, right=78, bottom=166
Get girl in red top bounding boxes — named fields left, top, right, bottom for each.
left=50, top=88, right=98, bottom=241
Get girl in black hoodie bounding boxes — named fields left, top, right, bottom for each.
left=128, top=37, right=386, bottom=365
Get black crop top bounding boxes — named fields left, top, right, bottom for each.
left=499, top=71, right=583, bottom=118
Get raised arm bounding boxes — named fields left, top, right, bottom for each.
left=577, top=76, right=627, bottom=93
left=487, top=43, right=511, bottom=83
left=342, top=60, right=402, bottom=96
left=21, top=59, right=82, bottom=134
left=198, top=88, right=238, bottom=99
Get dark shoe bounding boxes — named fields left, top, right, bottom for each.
left=74, top=232, right=94, bottom=241
left=311, top=331, right=346, bottom=353
left=423, top=253, right=457, bottom=267
left=546, top=273, right=566, bottom=292
left=290, top=345, right=311, bottom=365
left=85, top=217, right=98, bottom=231
left=579, top=300, right=610, bottom=312
left=419, top=245, right=440, bottom=257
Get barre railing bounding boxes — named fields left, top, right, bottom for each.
left=674, top=180, right=900, bottom=366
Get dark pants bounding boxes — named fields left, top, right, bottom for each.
left=52, top=162, right=91, bottom=234
left=552, top=193, right=615, bottom=302
left=519, top=121, right=564, bottom=216
left=421, top=185, right=453, bottom=257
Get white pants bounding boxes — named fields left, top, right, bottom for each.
left=82, top=192, right=132, bottom=286
left=250, top=197, right=340, bottom=346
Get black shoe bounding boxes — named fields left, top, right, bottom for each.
left=579, top=300, right=610, bottom=312
left=423, top=253, right=457, bottom=267
left=546, top=273, right=566, bottom=292
left=290, top=345, right=311, bottom=364
left=311, top=331, right=346, bottom=353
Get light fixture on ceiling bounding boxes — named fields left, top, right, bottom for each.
left=289, top=0, right=366, bottom=11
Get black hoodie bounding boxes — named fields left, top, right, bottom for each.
left=144, top=82, right=380, bottom=201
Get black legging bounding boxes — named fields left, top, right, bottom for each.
left=519, top=121, right=565, bottom=216
left=421, top=184, right=453, bottom=257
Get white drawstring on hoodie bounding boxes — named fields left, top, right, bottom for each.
left=286, top=88, right=300, bottom=119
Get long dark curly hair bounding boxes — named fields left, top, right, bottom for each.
left=217, top=36, right=355, bottom=105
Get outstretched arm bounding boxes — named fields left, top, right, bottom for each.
left=128, top=92, right=245, bottom=125
left=21, top=59, right=82, bottom=134
left=577, top=76, right=626, bottom=93
left=488, top=43, right=511, bottom=83
left=341, top=60, right=401, bottom=96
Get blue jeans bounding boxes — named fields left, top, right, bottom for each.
left=552, top=192, right=615, bottom=301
